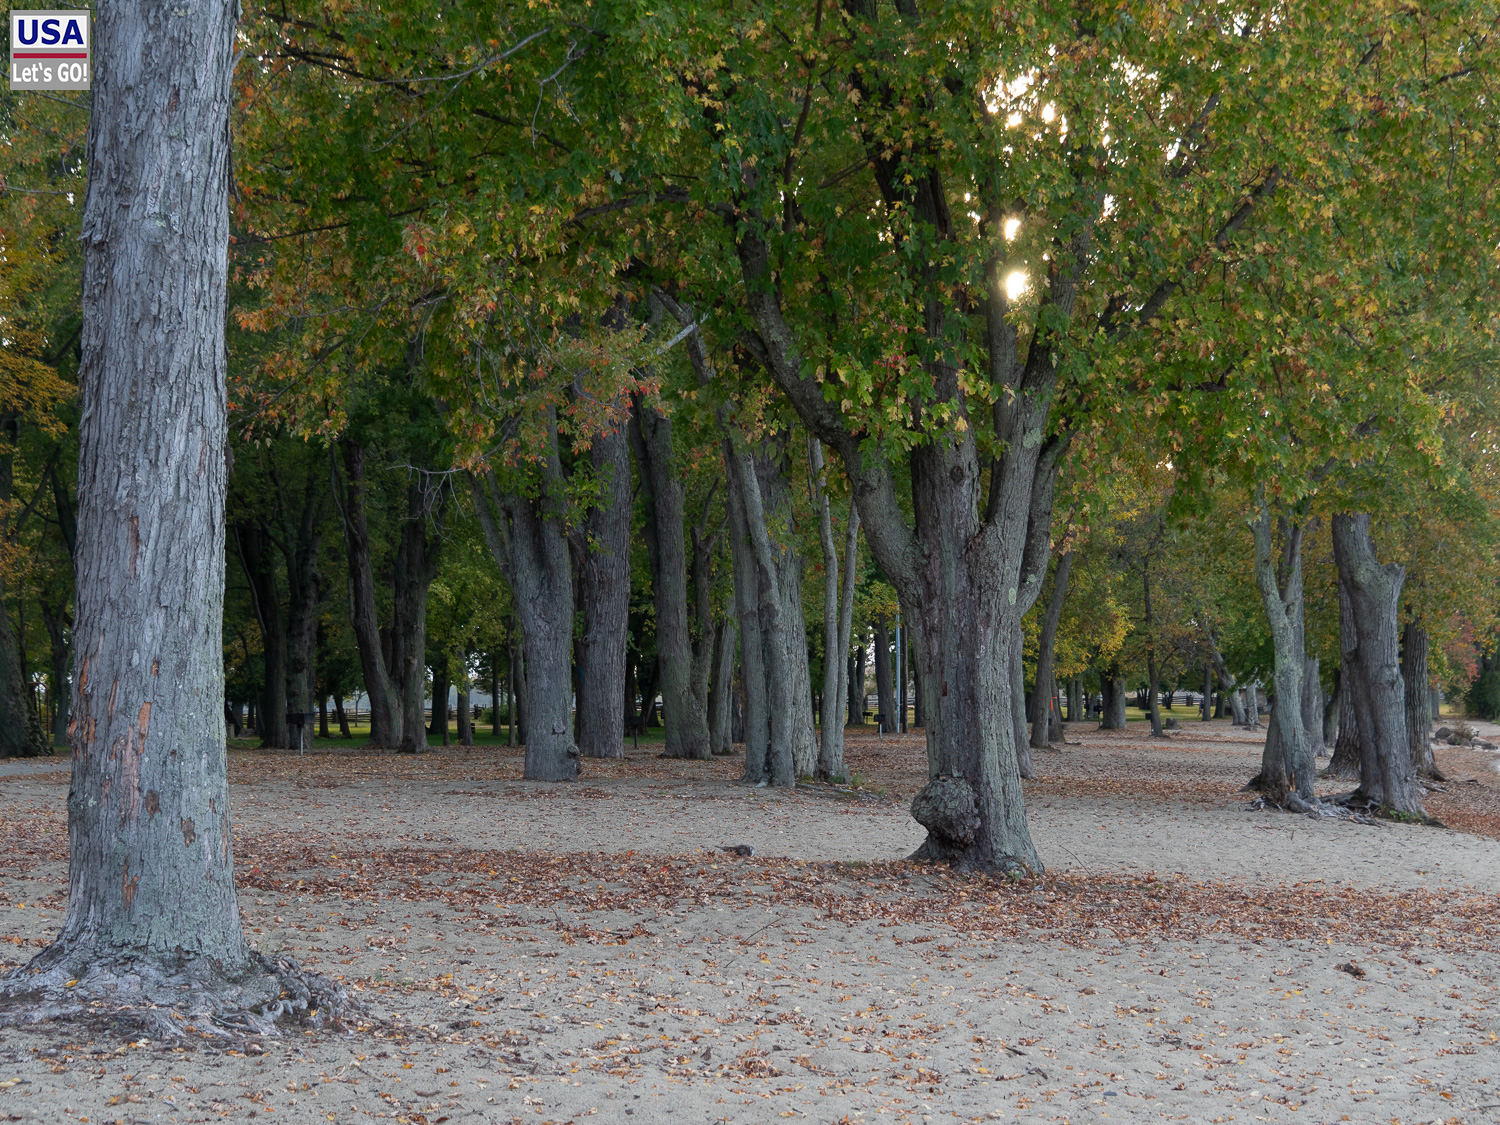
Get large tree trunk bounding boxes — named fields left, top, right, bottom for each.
left=631, top=398, right=711, bottom=760
left=811, top=436, right=860, bottom=779
left=1030, top=552, right=1073, bottom=750
left=1324, top=616, right=1362, bottom=780
left=472, top=431, right=578, bottom=782
left=574, top=418, right=630, bottom=759
left=1099, top=671, right=1127, bottom=729
left=1402, top=620, right=1443, bottom=780
left=6, top=0, right=340, bottom=1025
left=1247, top=508, right=1316, bottom=808
left=336, top=441, right=403, bottom=748
left=1331, top=514, right=1423, bottom=814
left=234, top=521, right=288, bottom=750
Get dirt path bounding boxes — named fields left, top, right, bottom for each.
left=1, top=721, right=1497, bottom=1124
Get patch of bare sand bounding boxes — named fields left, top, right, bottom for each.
left=0, top=721, right=1496, bottom=1124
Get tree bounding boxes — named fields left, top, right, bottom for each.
left=2, top=0, right=341, bottom=1028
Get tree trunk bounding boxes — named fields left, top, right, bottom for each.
left=1068, top=675, right=1083, bottom=724
left=631, top=398, right=711, bottom=760
left=1247, top=508, right=1316, bottom=808
left=1322, top=668, right=1341, bottom=746
left=1324, top=619, right=1362, bottom=780
left=1009, top=624, right=1035, bottom=779
left=318, top=694, right=329, bottom=739
left=574, top=418, right=630, bottom=759
left=507, top=644, right=518, bottom=747
left=727, top=469, right=771, bottom=782
left=810, top=437, right=860, bottom=780
left=708, top=620, right=737, bottom=755
left=457, top=678, right=473, bottom=747
left=1302, top=655, right=1324, bottom=758
left=8, top=0, right=340, bottom=1024
left=336, top=441, right=403, bottom=748
left=1099, top=672, right=1127, bottom=729
left=472, top=438, right=578, bottom=782
left=726, top=441, right=796, bottom=786
left=334, top=694, right=351, bottom=739
left=1402, top=619, right=1442, bottom=780
left=0, top=416, right=46, bottom=758
left=1029, top=552, right=1073, bottom=751
left=491, top=654, right=502, bottom=738
left=1331, top=514, right=1423, bottom=814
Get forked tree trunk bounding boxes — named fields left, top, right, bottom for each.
left=472, top=437, right=578, bottom=782
left=391, top=481, right=444, bottom=754
left=1402, top=620, right=1442, bottom=780
left=1331, top=514, right=1422, bottom=814
left=1247, top=508, right=1316, bottom=808
left=575, top=418, right=631, bottom=759
left=6, top=0, right=339, bottom=1024
left=726, top=441, right=796, bottom=786
left=336, top=441, right=402, bottom=748
left=631, top=397, right=711, bottom=760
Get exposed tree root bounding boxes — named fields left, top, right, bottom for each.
left=0, top=947, right=359, bottom=1045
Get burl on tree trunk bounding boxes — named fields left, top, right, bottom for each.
left=1, top=0, right=345, bottom=1035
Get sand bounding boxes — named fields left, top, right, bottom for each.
left=0, top=721, right=1497, bottom=1125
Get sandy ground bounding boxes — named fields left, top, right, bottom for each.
left=0, top=721, right=1498, bottom=1125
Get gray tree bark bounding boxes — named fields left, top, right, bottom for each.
left=726, top=464, right=772, bottom=782
left=1009, top=624, right=1035, bottom=779
left=1099, top=670, right=1128, bottom=729
left=392, top=479, right=444, bottom=754
left=1247, top=506, right=1316, bottom=808
left=1331, top=514, right=1423, bottom=814
left=809, top=437, right=860, bottom=780
left=708, top=619, right=737, bottom=755
left=335, top=441, right=402, bottom=748
left=1402, top=619, right=1442, bottom=780
left=274, top=462, right=326, bottom=747
left=574, top=417, right=631, bottom=759
left=6, top=0, right=342, bottom=1027
left=472, top=424, right=578, bottom=782
left=1323, top=603, right=1362, bottom=780
left=1302, top=655, right=1324, bottom=758
left=631, top=397, right=711, bottom=760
